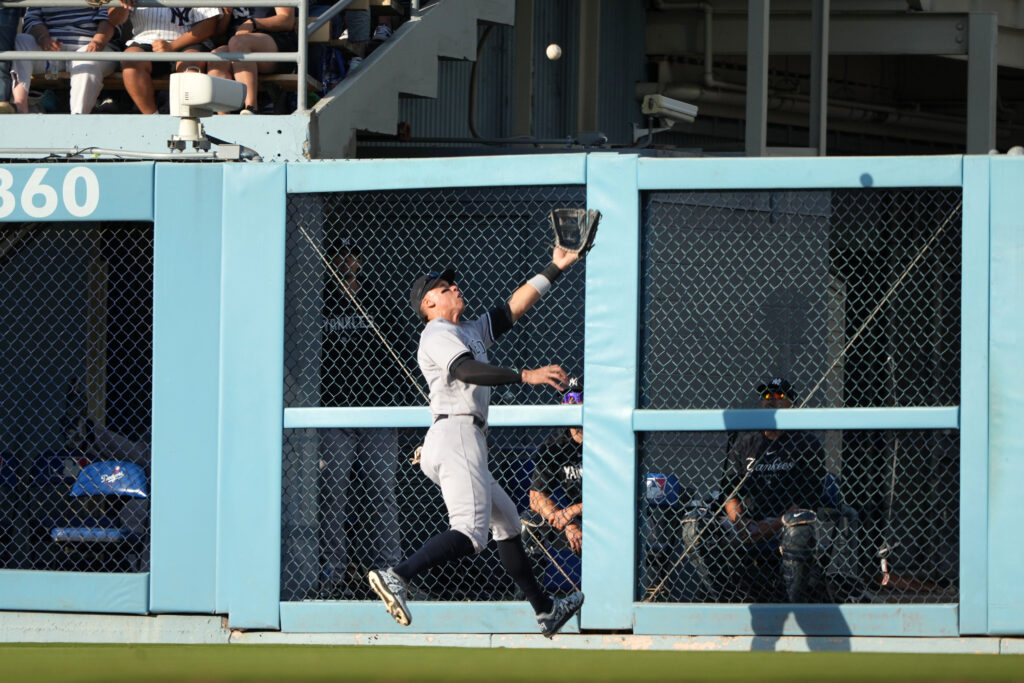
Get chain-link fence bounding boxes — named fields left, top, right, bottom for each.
left=0, top=222, right=152, bottom=573
left=282, top=186, right=586, bottom=601
left=639, top=429, right=959, bottom=605
left=281, top=426, right=582, bottom=601
left=641, top=188, right=962, bottom=409
left=638, top=186, right=961, bottom=604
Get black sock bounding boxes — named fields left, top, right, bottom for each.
left=496, top=535, right=553, bottom=615
left=394, top=529, right=474, bottom=582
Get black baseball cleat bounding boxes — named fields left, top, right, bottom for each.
left=368, top=568, right=412, bottom=626
left=536, top=591, right=584, bottom=638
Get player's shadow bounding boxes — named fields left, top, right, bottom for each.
left=748, top=603, right=852, bottom=652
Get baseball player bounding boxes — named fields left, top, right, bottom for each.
left=368, top=244, right=585, bottom=638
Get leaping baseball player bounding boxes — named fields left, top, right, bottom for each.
left=368, top=242, right=586, bottom=638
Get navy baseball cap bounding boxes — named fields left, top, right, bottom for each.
left=409, top=267, right=456, bottom=320
left=757, top=377, right=796, bottom=400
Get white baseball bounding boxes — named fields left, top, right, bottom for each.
left=546, top=43, right=562, bottom=61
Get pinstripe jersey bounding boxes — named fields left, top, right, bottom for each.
left=127, top=7, right=221, bottom=46
left=22, top=8, right=110, bottom=46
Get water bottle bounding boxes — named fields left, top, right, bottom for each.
left=44, top=59, right=61, bottom=80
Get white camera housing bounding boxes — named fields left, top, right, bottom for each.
left=641, top=93, right=699, bottom=125
left=169, top=72, right=247, bottom=118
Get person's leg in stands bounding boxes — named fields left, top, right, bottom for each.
left=121, top=45, right=158, bottom=114
left=224, top=31, right=277, bottom=111
left=0, top=7, right=21, bottom=111
left=68, top=44, right=116, bottom=114
left=10, top=33, right=45, bottom=114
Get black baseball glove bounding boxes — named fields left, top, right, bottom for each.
left=550, top=208, right=601, bottom=256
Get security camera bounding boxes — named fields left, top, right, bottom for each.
left=641, top=93, right=699, bottom=125
left=170, top=71, right=246, bottom=118
left=168, top=72, right=247, bottom=150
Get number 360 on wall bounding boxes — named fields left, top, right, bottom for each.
left=0, top=167, right=101, bottom=219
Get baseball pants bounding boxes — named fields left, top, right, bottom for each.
left=420, top=415, right=521, bottom=552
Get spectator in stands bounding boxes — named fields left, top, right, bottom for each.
left=0, top=5, right=20, bottom=113
left=7, top=6, right=126, bottom=115
left=206, top=7, right=296, bottom=114
left=527, top=377, right=584, bottom=556
left=120, top=5, right=220, bottom=114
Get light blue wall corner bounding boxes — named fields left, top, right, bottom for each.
left=986, top=157, right=1024, bottom=635
left=217, top=164, right=287, bottom=630
left=150, top=164, right=224, bottom=613
left=581, top=153, right=639, bottom=630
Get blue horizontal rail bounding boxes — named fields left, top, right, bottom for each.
left=633, top=406, right=960, bottom=431
left=637, top=155, right=964, bottom=190
left=283, top=404, right=582, bottom=429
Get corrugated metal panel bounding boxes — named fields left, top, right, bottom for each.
left=397, top=24, right=515, bottom=141
left=598, top=0, right=647, bottom=145
left=532, top=0, right=579, bottom=140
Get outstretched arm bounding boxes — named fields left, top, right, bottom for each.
left=450, top=354, right=568, bottom=392
left=507, top=246, right=580, bottom=322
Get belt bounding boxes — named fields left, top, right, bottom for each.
left=434, top=414, right=486, bottom=429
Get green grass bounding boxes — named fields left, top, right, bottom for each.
left=1, top=644, right=1022, bottom=683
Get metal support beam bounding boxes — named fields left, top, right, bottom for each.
left=745, top=0, right=769, bottom=157
left=647, top=11, right=969, bottom=57
left=513, top=0, right=534, bottom=138
left=809, top=0, right=829, bottom=155
left=577, top=0, right=601, bottom=133
left=967, top=12, right=998, bottom=154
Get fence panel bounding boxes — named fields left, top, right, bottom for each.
left=0, top=222, right=152, bottom=575
left=282, top=185, right=586, bottom=601
left=638, top=186, right=962, bottom=608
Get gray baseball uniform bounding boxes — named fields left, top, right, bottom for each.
left=417, top=312, right=521, bottom=552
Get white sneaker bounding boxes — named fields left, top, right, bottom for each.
left=368, top=568, right=411, bottom=626
left=536, top=591, right=584, bottom=638
left=372, top=24, right=392, bottom=41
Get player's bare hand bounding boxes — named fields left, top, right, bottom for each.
left=152, top=39, right=171, bottom=52
left=565, top=523, right=582, bottom=555
left=552, top=246, right=579, bottom=270
left=521, top=365, right=568, bottom=391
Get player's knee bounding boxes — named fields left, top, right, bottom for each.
left=454, top=524, right=488, bottom=553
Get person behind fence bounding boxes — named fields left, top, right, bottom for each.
left=316, top=244, right=403, bottom=599
left=682, top=377, right=826, bottom=602
left=367, top=246, right=585, bottom=638
left=206, top=6, right=296, bottom=115
left=120, top=4, right=221, bottom=114
left=526, top=377, right=584, bottom=557
left=8, top=6, right=126, bottom=115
